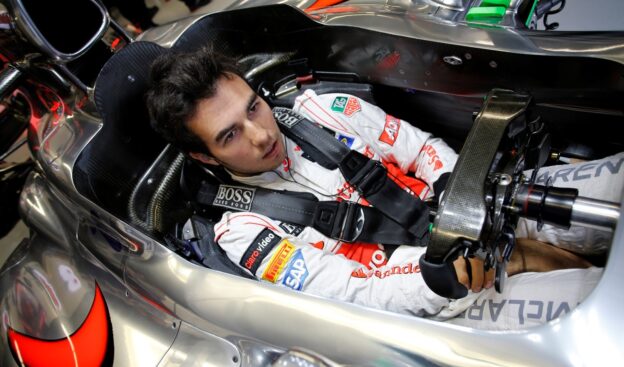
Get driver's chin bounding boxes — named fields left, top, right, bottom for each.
left=268, top=155, right=284, bottom=171
left=227, top=156, right=283, bottom=177
left=224, top=141, right=286, bottom=176
left=262, top=152, right=285, bottom=172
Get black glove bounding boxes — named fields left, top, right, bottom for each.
left=432, top=172, right=450, bottom=203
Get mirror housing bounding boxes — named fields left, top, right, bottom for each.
left=6, top=0, right=109, bottom=61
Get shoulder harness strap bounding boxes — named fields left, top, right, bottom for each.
left=197, top=182, right=426, bottom=245
left=273, top=107, right=430, bottom=240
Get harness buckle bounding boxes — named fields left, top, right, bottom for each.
left=314, top=201, right=365, bottom=243
left=338, top=201, right=365, bottom=242
left=342, top=151, right=387, bottom=195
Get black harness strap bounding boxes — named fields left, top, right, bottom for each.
left=197, top=182, right=424, bottom=245
left=273, top=107, right=430, bottom=239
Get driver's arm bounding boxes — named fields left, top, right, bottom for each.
left=292, top=90, right=457, bottom=200
left=214, top=211, right=452, bottom=316
left=452, top=238, right=593, bottom=293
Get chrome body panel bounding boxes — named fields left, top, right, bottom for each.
left=158, top=322, right=240, bottom=367
left=4, top=172, right=182, bottom=366
left=140, top=3, right=624, bottom=64
left=12, top=170, right=252, bottom=366
left=35, top=96, right=103, bottom=195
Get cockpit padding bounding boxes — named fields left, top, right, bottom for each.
left=127, top=144, right=191, bottom=235
left=75, top=41, right=169, bottom=218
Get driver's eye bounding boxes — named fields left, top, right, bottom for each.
left=224, top=129, right=238, bottom=144
left=249, top=100, right=259, bottom=114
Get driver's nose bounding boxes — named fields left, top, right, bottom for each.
left=247, top=120, right=272, bottom=147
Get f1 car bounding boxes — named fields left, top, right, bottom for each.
left=0, top=0, right=623, bottom=365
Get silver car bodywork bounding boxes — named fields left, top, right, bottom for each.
left=1, top=1, right=623, bottom=366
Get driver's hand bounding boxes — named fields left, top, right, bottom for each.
left=453, top=256, right=495, bottom=293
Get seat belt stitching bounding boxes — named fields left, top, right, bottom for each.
left=294, top=124, right=346, bottom=156
left=258, top=202, right=315, bottom=216
left=296, top=131, right=342, bottom=157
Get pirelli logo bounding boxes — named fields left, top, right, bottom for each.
left=262, top=239, right=296, bottom=283
left=240, top=229, right=281, bottom=274
left=213, top=185, right=255, bottom=211
left=273, top=107, right=303, bottom=128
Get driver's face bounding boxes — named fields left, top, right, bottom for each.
left=187, top=74, right=285, bottom=176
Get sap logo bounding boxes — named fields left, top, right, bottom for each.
left=282, top=250, right=308, bottom=291
left=240, top=229, right=281, bottom=273
left=273, top=107, right=303, bottom=128
left=379, top=115, right=401, bottom=146
left=213, top=185, right=255, bottom=211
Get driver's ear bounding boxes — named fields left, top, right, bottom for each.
left=189, top=151, right=220, bottom=166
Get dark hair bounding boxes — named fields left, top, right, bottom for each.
left=145, top=46, right=242, bottom=154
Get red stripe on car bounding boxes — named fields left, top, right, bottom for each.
left=8, top=283, right=111, bottom=367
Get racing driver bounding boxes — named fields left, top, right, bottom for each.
left=146, top=47, right=621, bottom=330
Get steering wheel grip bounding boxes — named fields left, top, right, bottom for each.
left=419, top=254, right=468, bottom=299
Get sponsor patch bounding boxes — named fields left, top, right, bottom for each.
left=240, top=228, right=281, bottom=274
left=262, top=239, right=296, bottom=283
left=213, top=185, right=255, bottom=211
left=378, top=115, right=401, bottom=146
left=281, top=250, right=309, bottom=291
left=351, top=262, right=420, bottom=279
left=422, top=144, right=443, bottom=171
left=331, top=96, right=361, bottom=117
left=279, top=222, right=304, bottom=236
left=273, top=107, right=304, bottom=128
left=336, top=134, right=355, bottom=148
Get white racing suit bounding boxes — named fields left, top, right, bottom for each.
left=214, top=90, right=621, bottom=330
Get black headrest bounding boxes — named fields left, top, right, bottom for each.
left=74, top=42, right=170, bottom=217
left=94, top=41, right=167, bottom=132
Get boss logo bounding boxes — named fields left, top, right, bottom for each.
left=273, top=107, right=303, bottom=128
left=213, top=185, right=255, bottom=211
